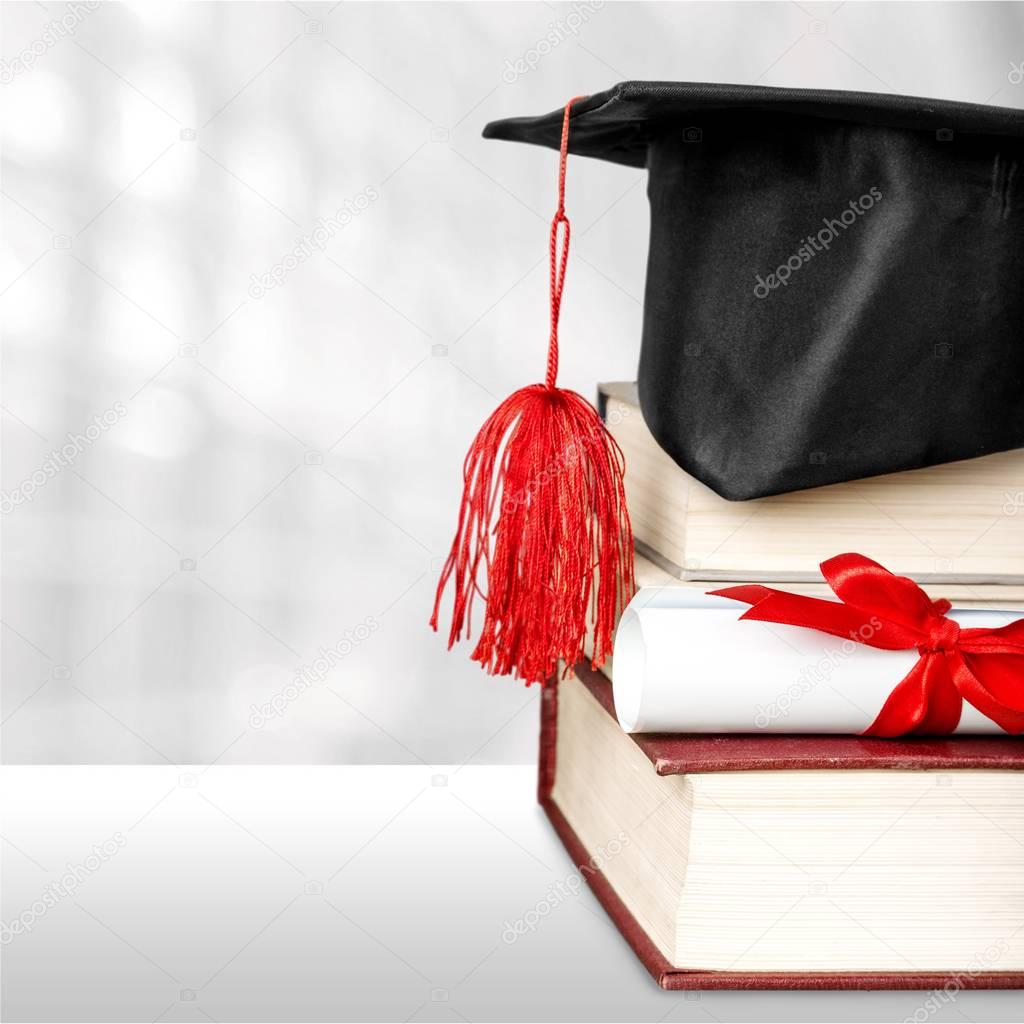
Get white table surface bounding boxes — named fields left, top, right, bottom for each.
left=1, top=765, right=1020, bottom=1023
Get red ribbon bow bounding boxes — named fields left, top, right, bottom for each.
left=710, top=553, right=1024, bottom=737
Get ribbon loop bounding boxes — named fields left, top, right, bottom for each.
left=712, top=552, right=1024, bottom=737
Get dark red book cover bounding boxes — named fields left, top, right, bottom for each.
left=538, top=663, right=1024, bottom=990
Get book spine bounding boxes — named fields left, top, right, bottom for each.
left=538, top=675, right=559, bottom=802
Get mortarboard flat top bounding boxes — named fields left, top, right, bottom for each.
left=484, top=80, right=1024, bottom=165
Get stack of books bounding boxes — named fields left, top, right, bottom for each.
left=548, top=383, right=1024, bottom=990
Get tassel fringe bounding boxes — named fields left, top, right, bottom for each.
left=430, top=383, right=634, bottom=685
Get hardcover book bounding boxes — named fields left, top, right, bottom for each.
left=540, top=664, right=1024, bottom=989
left=599, top=382, right=1024, bottom=590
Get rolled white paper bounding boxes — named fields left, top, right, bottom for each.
left=612, top=588, right=1020, bottom=734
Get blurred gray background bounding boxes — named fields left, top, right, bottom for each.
left=4, top=0, right=1024, bottom=765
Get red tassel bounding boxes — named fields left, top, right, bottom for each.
left=431, top=97, right=635, bottom=685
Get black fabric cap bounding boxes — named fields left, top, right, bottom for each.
left=484, top=82, right=1024, bottom=500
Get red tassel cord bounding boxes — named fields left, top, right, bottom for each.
left=431, top=97, right=636, bottom=685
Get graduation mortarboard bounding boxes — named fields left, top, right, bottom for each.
left=432, top=83, right=1024, bottom=686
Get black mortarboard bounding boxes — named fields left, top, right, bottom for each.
left=484, top=82, right=1024, bottom=500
